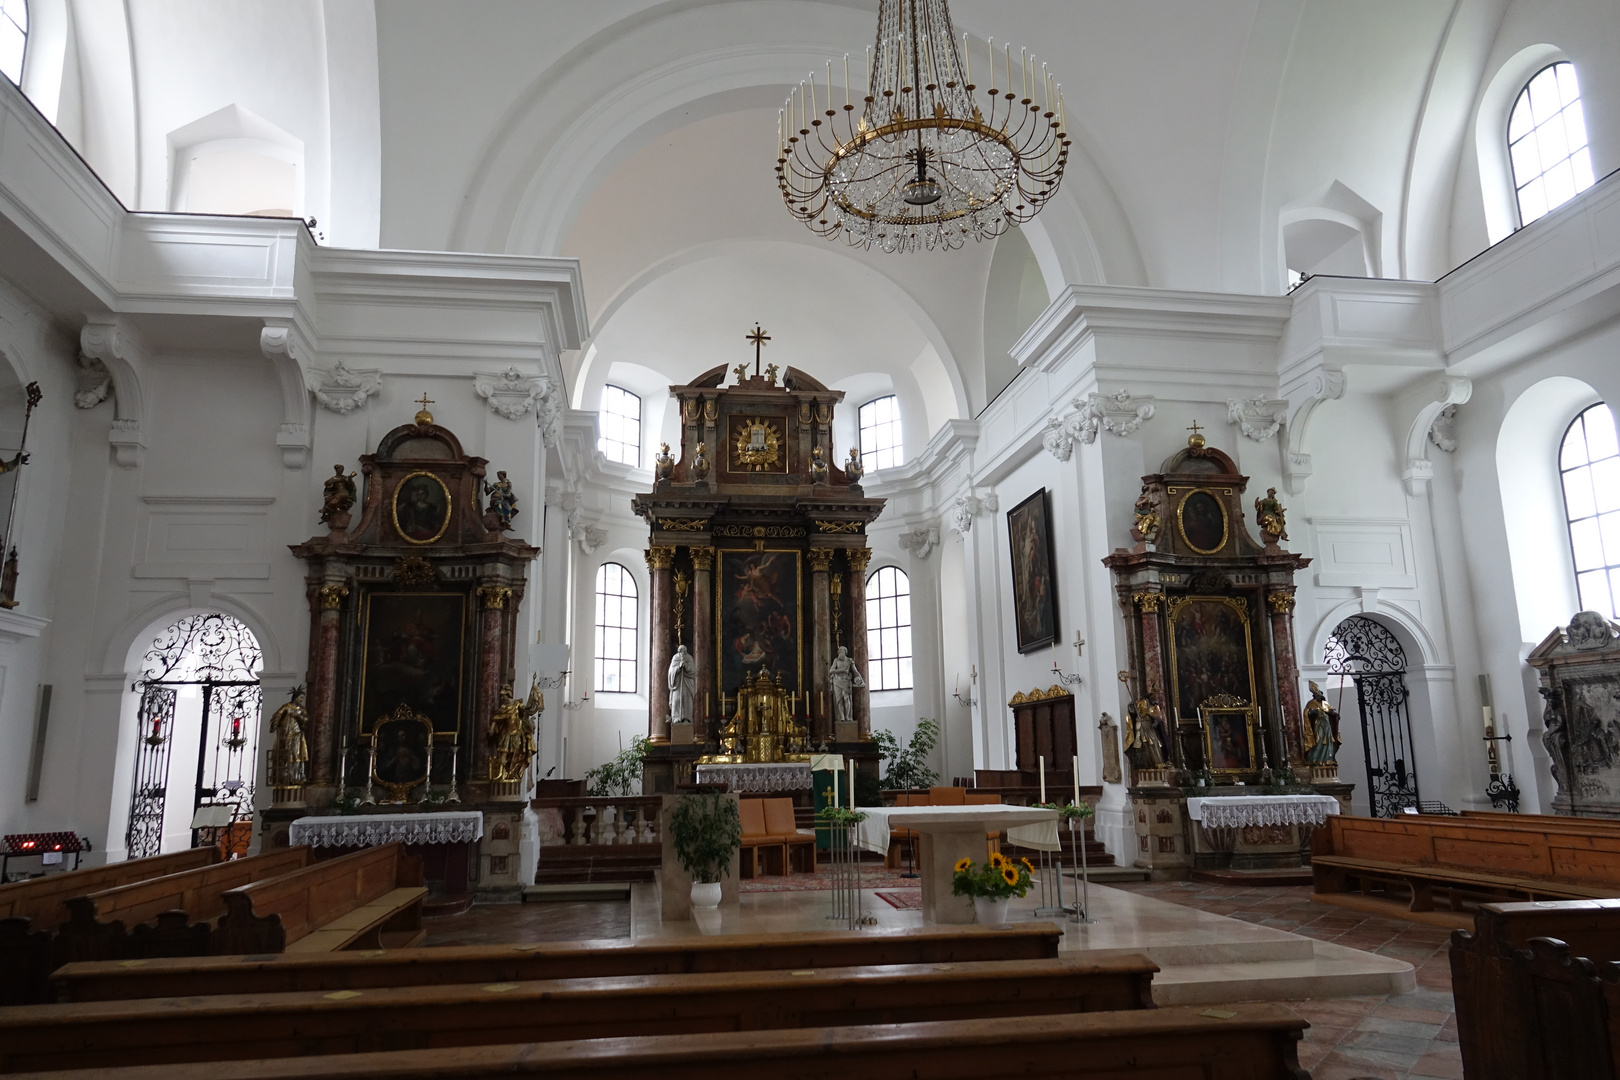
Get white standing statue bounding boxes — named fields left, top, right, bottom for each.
left=668, top=644, right=697, bottom=724
left=828, top=645, right=865, bottom=728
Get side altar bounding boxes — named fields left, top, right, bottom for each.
left=1103, top=428, right=1352, bottom=876
left=632, top=343, right=885, bottom=795
left=262, top=400, right=542, bottom=898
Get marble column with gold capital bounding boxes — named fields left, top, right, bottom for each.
left=808, top=547, right=835, bottom=743
left=646, top=545, right=676, bottom=743
left=689, top=545, right=715, bottom=742
left=475, top=583, right=512, bottom=783
left=310, top=582, right=348, bottom=785
left=846, top=548, right=873, bottom=740
left=1266, top=588, right=1306, bottom=764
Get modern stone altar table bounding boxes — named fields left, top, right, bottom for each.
left=856, top=805, right=1060, bottom=923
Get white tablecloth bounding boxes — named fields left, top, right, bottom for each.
left=854, top=804, right=1062, bottom=854
left=1185, top=795, right=1340, bottom=830
left=287, top=810, right=485, bottom=848
left=694, top=762, right=813, bottom=792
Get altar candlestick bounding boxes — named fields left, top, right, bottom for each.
left=849, top=761, right=856, bottom=808
left=1482, top=705, right=1494, bottom=733
left=1073, top=756, right=1080, bottom=806
left=832, top=768, right=839, bottom=807
left=1038, top=755, right=1046, bottom=802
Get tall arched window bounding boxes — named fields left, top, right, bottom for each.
left=594, top=562, right=638, bottom=693
left=866, top=566, right=912, bottom=691
left=598, top=385, right=642, bottom=467
left=1561, top=403, right=1620, bottom=618
left=1509, top=61, right=1593, bottom=227
left=0, top=0, right=26, bottom=85
left=859, top=395, right=903, bottom=470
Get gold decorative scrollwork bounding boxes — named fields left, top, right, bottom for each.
left=478, top=584, right=511, bottom=609
left=645, top=545, right=676, bottom=570
left=711, top=524, right=806, bottom=539
left=317, top=584, right=349, bottom=610
left=1133, top=591, right=1164, bottom=612
left=704, top=399, right=718, bottom=421
left=1266, top=591, right=1296, bottom=614
left=658, top=518, right=709, bottom=532
left=392, top=556, right=438, bottom=587
left=689, top=546, right=715, bottom=571
left=807, top=548, right=836, bottom=572
left=1009, top=685, right=1074, bottom=706
left=731, top=416, right=784, bottom=471
left=815, top=520, right=863, bottom=534
left=845, top=548, right=873, bottom=572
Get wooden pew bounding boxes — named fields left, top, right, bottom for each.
left=1452, top=899, right=1620, bottom=1080
left=1311, top=813, right=1620, bottom=917
left=0, top=849, right=217, bottom=1006
left=52, top=921, right=1064, bottom=1002
left=214, top=844, right=426, bottom=954
left=0, top=954, right=1160, bottom=1071
left=0, top=1005, right=1311, bottom=1080
left=57, top=848, right=312, bottom=963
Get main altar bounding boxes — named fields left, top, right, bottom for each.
left=632, top=342, right=885, bottom=795
left=263, top=400, right=540, bottom=899
left=1103, top=427, right=1352, bottom=875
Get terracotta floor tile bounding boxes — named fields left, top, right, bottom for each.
left=1412, top=1049, right=1466, bottom=1079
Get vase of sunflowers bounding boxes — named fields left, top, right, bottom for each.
left=951, top=851, right=1034, bottom=924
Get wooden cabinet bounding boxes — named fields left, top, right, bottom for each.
left=1010, top=689, right=1076, bottom=780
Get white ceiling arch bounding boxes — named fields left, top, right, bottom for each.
left=446, top=0, right=1143, bottom=293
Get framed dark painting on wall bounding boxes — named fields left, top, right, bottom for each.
left=1007, top=488, right=1059, bottom=653
left=715, top=549, right=802, bottom=696
left=359, top=591, right=466, bottom=735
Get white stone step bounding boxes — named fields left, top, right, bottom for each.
left=1149, top=941, right=1416, bottom=1006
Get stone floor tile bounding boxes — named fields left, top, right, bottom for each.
left=1411, top=1048, right=1466, bottom=1079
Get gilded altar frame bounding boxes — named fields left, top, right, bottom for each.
left=1173, top=487, right=1231, bottom=555
left=1166, top=595, right=1257, bottom=727
left=1200, top=699, right=1259, bottom=775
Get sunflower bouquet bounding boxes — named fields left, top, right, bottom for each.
left=950, top=851, right=1034, bottom=899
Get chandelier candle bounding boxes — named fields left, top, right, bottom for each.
left=777, top=0, right=1069, bottom=253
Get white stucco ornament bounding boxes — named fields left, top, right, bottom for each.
left=75, top=355, right=112, bottom=409
left=950, top=493, right=998, bottom=535
left=310, top=361, right=383, bottom=415
left=475, top=367, right=549, bottom=421
left=899, top=526, right=940, bottom=559
left=1226, top=397, right=1289, bottom=442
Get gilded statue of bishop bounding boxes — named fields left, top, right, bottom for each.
left=268, top=686, right=310, bottom=787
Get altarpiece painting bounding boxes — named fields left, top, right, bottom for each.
left=717, top=549, right=802, bottom=696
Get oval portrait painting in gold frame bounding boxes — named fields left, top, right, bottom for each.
left=1176, top=489, right=1228, bottom=555
left=393, top=471, right=453, bottom=544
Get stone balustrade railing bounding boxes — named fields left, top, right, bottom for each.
left=533, top=796, right=662, bottom=847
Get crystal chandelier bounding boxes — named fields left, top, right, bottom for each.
left=776, top=0, right=1069, bottom=253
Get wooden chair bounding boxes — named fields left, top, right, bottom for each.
left=0, top=955, right=1162, bottom=1070
left=213, top=844, right=426, bottom=955
left=738, top=800, right=784, bottom=879
left=0, top=1005, right=1311, bottom=1080
left=0, top=848, right=218, bottom=1006
left=51, top=922, right=1068, bottom=1002
left=762, top=798, right=814, bottom=873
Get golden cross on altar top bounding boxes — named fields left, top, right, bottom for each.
left=417, top=393, right=435, bottom=411
left=1187, top=420, right=1203, bottom=438
left=745, top=323, right=771, bottom=376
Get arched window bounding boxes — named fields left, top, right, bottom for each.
left=865, top=566, right=912, bottom=691
left=0, top=0, right=26, bottom=85
left=1509, top=61, right=1593, bottom=227
left=858, top=395, right=903, bottom=470
left=1561, top=403, right=1620, bottom=618
left=598, top=385, right=641, bottom=467
left=594, top=562, right=638, bottom=693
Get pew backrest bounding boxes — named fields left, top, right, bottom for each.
left=215, top=844, right=420, bottom=953
left=65, top=847, right=312, bottom=934
left=52, top=921, right=1066, bottom=1001
left=0, top=849, right=216, bottom=931
left=1320, top=814, right=1620, bottom=886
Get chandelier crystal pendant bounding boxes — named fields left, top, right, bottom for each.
left=777, top=0, right=1069, bottom=253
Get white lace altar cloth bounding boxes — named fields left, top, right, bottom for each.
left=1185, top=795, right=1340, bottom=830
left=288, top=811, right=485, bottom=848
left=694, top=763, right=813, bottom=792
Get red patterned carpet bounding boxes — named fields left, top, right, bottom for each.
left=740, top=864, right=921, bottom=892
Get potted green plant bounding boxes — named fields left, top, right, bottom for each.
left=951, top=851, right=1033, bottom=924
left=668, top=793, right=741, bottom=909
left=873, top=718, right=941, bottom=791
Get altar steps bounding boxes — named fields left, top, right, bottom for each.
left=1003, top=828, right=1118, bottom=869
left=534, top=843, right=660, bottom=885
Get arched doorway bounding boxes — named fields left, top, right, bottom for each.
left=1324, top=615, right=1420, bottom=817
left=124, top=614, right=263, bottom=858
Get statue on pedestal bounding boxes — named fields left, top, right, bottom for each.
left=1302, top=681, right=1340, bottom=764
left=1254, top=487, right=1289, bottom=544
left=1124, top=692, right=1166, bottom=770
left=320, top=466, right=357, bottom=528
left=668, top=644, right=696, bottom=725
left=489, top=682, right=541, bottom=783
left=1130, top=485, right=1160, bottom=545
left=829, top=645, right=864, bottom=729
left=483, top=471, right=519, bottom=530
left=268, top=686, right=310, bottom=787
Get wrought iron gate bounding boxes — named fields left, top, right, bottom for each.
left=124, top=614, right=262, bottom=859
left=1324, top=616, right=1420, bottom=817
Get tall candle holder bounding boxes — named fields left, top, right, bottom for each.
left=952, top=665, right=978, bottom=709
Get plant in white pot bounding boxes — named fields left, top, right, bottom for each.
left=669, top=793, right=741, bottom=909
left=951, top=852, right=1033, bottom=924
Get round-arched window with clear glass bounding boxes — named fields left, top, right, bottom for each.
left=865, top=565, right=912, bottom=691
left=594, top=562, right=639, bottom=693
left=1561, top=403, right=1620, bottom=618
left=1508, top=61, right=1594, bottom=227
